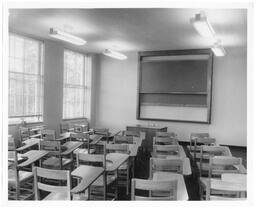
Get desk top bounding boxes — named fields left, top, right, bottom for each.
left=165, top=156, right=191, bottom=175
left=106, top=153, right=129, bottom=171
left=16, top=138, right=41, bottom=152
left=71, top=165, right=104, bottom=193
left=152, top=172, right=188, bottom=200
left=18, top=150, right=48, bottom=167
left=61, top=141, right=83, bottom=155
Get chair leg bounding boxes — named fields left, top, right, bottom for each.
left=126, top=167, right=129, bottom=195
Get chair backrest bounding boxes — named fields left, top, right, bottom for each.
left=152, top=145, right=180, bottom=158
left=41, top=129, right=56, bottom=140
left=33, top=167, right=71, bottom=200
left=205, top=178, right=246, bottom=200
left=153, top=136, right=178, bottom=145
left=76, top=144, right=106, bottom=168
left=93, top=128, right=109, bottom=136
left=114, top=135, right=134, bottom=144
left=209, top=156, right=242, bottom=178
left=70, top=132, right=89, bottom=141
left=156, top=131, right=177, bottom=138
left=60, top=122, right=70, bottom=134
left=123, top=130, right=140, bottom=137
left=39, top=140, right=61, bottom=157
left=131, top=178, right=177, bottom=200
left=19, top=127, right=30, bottom=141
left=106, top=143, right=129, bottom=154
left=149, top=157, right=183, bottom=177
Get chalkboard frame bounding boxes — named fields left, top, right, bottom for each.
left=136, top=49, right=213, bottom=124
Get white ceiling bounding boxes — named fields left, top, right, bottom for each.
left=9, top=8, right=247, bottom=53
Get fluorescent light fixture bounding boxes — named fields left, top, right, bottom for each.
left=190, top=12, right=215, bottom=38
left=211, top=42, right=226, bottom=56
left=103, top=49, right=127, bottom=60
left=49, top=28, right=86, bottom=45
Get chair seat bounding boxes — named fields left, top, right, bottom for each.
left=43, top=192, right=69, bottom=200
left=73, top=148, right=95, bottom=154
left=92, top=174, right=116, bottom=186
left=8, top=170, right=33, bottom=185
left=42, top=157, right=72, bottom=168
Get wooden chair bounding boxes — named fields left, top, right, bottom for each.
left=198, top=146, right=228, bottom=177
left=39, top=140, right=73, bottom=170
left=199, top=156, right=244, bottom=200
left=114, top=135, right=134, bottom=144
left=149, top=157, right=183, bottom=178
left=205, top=177, right=246, bottom=200
left=8, top=139, right=33, bottom=200
left=75, top=144, right=112, bottom=200
left=152, top=145, right=180, bottom=158
left=156, top=131, right=177, bottom=138
left=106, top=143, right=130, bottom=195
left=40, top=129, right=56, bottom=141
left=60, top=122, right=74, bottom=134
left=153, top=136, right=178, bottom=145
left=70, top=132, right=93, bottom=155
left=19, top=127, right=30, bottom=142
left=131, top=178, right=178, bottom=200
left=33, top=167, right=71, bottom=200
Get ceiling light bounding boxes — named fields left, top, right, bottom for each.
left=211, top=42, right=226, bottom=56
left=103, top=49, right=127, bottom=60
left=49, top=28, right=86, bottom=45
left=190, top=12, right=215, bottom=38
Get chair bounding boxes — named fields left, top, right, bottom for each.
left=93, top=128, right=109, bottom=136
left=152, top=145, right=180, bottom=158
left=198, top=146, right=228, bottom=177
left=205, top=177, right=246, bottom=200
left=156, top=131, right=177, bottom=138
left=123, top=130, right=140, bottom=137
left=199, top=156, right=244, bottom=200
left=8, top=149, right=33, bottom=200
left=153, top=136, right=178, bottom=145
left=149, top=157, right=183, bottom=178
left=189, top=134, right=216, bottom=162
left=33, top=167, right=71, bottom=200
left=131, top=178, right=177, bottom=200
left=19, top=127, right=30, bottom=142
left=39, top=140, right=73, bottom=170
left=114, top=135, right=134, bottom=144
left=41, top=129, right=56, bottom=141
left=60, top=122, right=74, bottom=134
left=106, top=143, right=130, bottom=195
left=75, top=144, right=114, bottom=200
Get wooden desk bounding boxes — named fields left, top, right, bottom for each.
left=106, top=153, right=129, bottom=172
left=16, top=138, right=41, bottom=152
left=61, top=141, right=83, bottom=156
left=127, top=125, right=167, bottom=152
left=71, top=165, right=104, bottom=193
left=165, top=156, right=192, bottom=175
left=18, top=150, right=48, bottom=167
left=152, top=172, right=188, bottom=200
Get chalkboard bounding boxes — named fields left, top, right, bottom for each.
left=137, top=49, right=213, bottom=124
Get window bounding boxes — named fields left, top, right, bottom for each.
left=63, top=50, right=88, bottom=119
left=8, top=33, right=44, bottom=124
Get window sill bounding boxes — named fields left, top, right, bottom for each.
left=8, top=121, right=43, bottom=127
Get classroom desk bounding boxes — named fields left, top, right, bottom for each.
left=164, top=156, right=192, bottom=176
left=152, top=172, right=189, bottom=200
left=16, top=138, right=41, bottom=152
left=106, top=153, right=130, bottom=172
left=18, top=150, right=48, bottom=167
left=71, top=165, right=105, bottom=194
left=61, top=141, right=83, bottom=156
